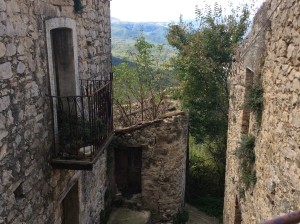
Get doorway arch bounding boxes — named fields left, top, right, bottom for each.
left=45, top=17, right=80, bottom=151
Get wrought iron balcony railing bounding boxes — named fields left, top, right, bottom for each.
left=50, top=77, right=113, bottom=170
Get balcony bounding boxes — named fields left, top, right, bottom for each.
left=50, top=77, right=113, bottom=170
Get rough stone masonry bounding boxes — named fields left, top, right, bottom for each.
left=224, top=0, right=300, bottom=223
left=114, top=112, right=189, bottom=223
left=0, top=0, right=112, bottom=223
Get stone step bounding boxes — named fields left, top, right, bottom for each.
left=186, top=204, right=219, bottom=224
left=107, top=208, right=151, bottom=224
left=114, top=193, right=143, bottom=210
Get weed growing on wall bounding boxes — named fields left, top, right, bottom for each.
left=235, top=135, right=256, bottom=188
left=244, top=82, right=264, bottom=124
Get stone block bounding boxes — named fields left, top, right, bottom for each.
left=0, top=24, right=5, bottom=36
left=292, top=78, right=300, bottom=91
left=6, top=43, right=17, bottom=57
left=0, top=0, right=6, bottom=12
left=17, top=44, right=24, bottom=55
left=0, top=95, right=10, bottom=112
left=0, top=42, right=5, bottom=58
left=2, top=170, right=13, bottom=186
left=0, top=11, right=5, bottom=21
left=6, top=21, right=15, bottom=36
left=7, top=0, right=20, bottom=14
left=0, top=62, right=13, bottom=79
left=0, top=144, right=8, bottom=161
left=50, top=0, right=73, bottom=6
left=17, top=62, right=26, bottom=74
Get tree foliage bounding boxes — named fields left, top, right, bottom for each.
left=167, top=3, right=250, bottom=143
left=113, top=36, right=173, bottom=127
left=167, top=3, right=251, bottom=214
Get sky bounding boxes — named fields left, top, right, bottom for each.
left=110, top=0, right=265, bottom=23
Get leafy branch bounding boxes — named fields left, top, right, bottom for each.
left=113, top=35, right=172, bottom=128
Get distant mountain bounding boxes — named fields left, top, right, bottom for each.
left=111, top=17, right=169, bottom=45
left=111, top=18, right=176, bottom=65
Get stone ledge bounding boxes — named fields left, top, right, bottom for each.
left=115, top=110, right=186, bottom=134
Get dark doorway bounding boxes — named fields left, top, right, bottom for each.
left=62, top=182, right=79, bottom=224
left=51, top=28, right=76, bottom=97
left=115, top=147, right=142, bottom=196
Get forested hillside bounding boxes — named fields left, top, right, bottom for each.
left=111, top=17, right=176, bottom=65
left=111, top=17, right=169, bottom=44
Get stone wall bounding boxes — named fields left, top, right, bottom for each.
left=224, top=0, right=300, bottom=223
left=114, top=112, right=188, bottom=223
left=0, top=0, right=111, bottom=223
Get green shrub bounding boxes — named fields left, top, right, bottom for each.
left=235, top=135, right=255, bottom=162
left=235, top=135, right=256, bottom=187
left=187, top=136, right=225, bottom=221
left=241, top=168, right=257, bottom=187
left=244, top=82, right=263, bottom=122
left=188, top=137, right=226, bottom=198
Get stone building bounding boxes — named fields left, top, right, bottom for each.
left=0, top=1, right=189, bottom=223
left=224, top=0, right=300, bottom=223
left=0, top=0, right=113, bottom=223
left=112, top=111, right=188, bottom=223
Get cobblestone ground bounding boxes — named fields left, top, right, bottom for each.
left=186, top=204, right=220, bottom=224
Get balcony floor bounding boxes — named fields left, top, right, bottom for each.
left=51, top=133, right=114, bottom=170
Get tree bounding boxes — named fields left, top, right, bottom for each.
left=167, top=3, right=251, bottom=215
left=167, top=4, right=249, bottom=143
left=113, top=36, right=172, bottom=127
